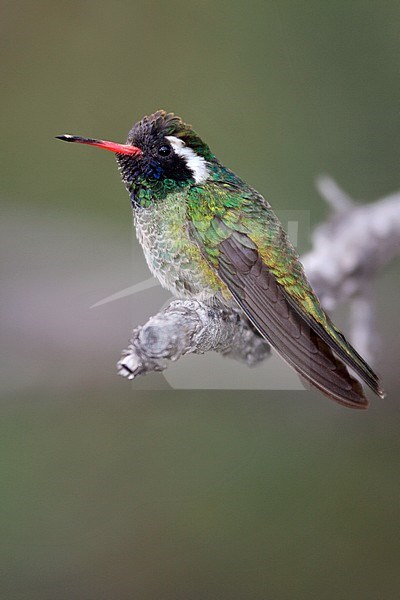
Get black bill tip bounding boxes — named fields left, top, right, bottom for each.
left=56, top=134, right=86, bottom=143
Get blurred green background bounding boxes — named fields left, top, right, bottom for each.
left=2, top=1, right=400, bottom=598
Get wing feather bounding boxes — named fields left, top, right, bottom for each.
left=187, top=182, right=384, bottom=407
left=218, top=235, right=369, bottom=408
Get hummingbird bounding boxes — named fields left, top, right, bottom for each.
left=57, top=110, right=385, bottom=408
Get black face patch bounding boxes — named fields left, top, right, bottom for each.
left=117, top=113, right=195, bottom=185
left=116, top=142, right=193, bottom=185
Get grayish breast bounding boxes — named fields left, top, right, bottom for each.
left=133, top=193, right=222, bottom=301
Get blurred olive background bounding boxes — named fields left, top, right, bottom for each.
left=2, top=1, right=400, bottom=599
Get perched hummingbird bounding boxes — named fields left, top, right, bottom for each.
left=57, top=110, right=385, bottom=408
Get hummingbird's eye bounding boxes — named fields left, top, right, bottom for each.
left=158, top=145, right=171, bottom=157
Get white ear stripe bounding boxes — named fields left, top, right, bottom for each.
left=166, top=136, right=209, bottom=184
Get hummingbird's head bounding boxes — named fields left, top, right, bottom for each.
left=57, top=111, right=215, bottom=199
left=122, top=110, right=214, bottom=185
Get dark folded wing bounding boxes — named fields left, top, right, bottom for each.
left=217, top=234, right=368, bottom=408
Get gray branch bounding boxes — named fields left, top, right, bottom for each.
left=302, top=176, right=400, bottom=310
left=118, top=300, right=270, bottom=379
left=118, top=178, right=400, bottom=379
